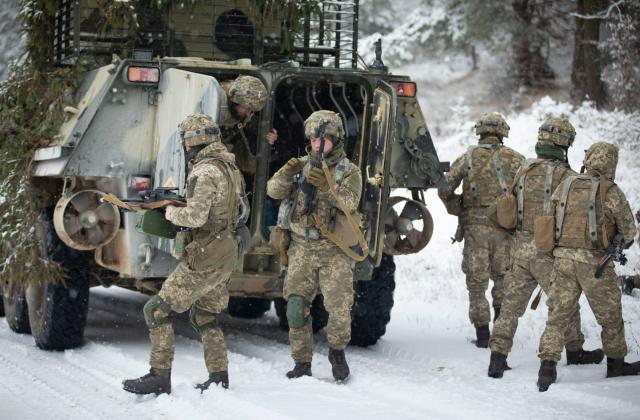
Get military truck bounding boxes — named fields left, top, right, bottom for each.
left=2, top=0, right=447, bottom=350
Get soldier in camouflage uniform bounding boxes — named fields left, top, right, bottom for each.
left=488, top=118, right=603, bottom=378
left=439, top=113, right=525, bottom=348
left=267, top=110, right=362, bottom=381
left=123, top=114, right=244, bottom=395
left=537, top=142, right=639, bottom=392
left=218, top=75, right=278, bottom=175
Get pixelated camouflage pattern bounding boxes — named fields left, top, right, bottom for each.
left=475, top=112, right=510, bottom=138
left=537, top=118, right=576, bottom=147
left=490, top=233, right=585, bottom=356
left=550, top=177, right=636, bottom=252
left=538, top=257, right=626, bottom=362
left=461, top=224, right=511, bottom=326
left=166, top=142, right=239, bottom=232
left=228, top=75, right=267, bottom=112
left=147, top=142, right=241, bottom=373
left=284, top=240, right=355, bottom=363
left=304, top=110, right=346, bottom=140
left=178, top=114, right=221, bottom=148
left=513, top=159, right=575, bottom=234
left=149, top=265, right=232, bottom=371
left=584, top=141, right=619, bottom=181
left=443, top=137, right=525, bottom=210
left=267, top=144, right=362, bottom=247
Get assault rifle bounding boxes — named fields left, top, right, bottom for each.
left=595, top=236, right=629, bottom=278
left=300, top=120, right=330, bottom=215
left=101, top=187, right=186, bottom=212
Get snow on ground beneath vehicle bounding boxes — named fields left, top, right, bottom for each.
left=1, top=99, right=639, bottom=419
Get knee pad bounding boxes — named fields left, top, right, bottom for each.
left=189, top=306, right=219, bottom=335
left=143, top=295, right=172, bottom=329
left=286, top=295, right=309, bottom=329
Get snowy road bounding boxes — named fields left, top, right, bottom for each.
left=2, top=271, right=639, bottom=420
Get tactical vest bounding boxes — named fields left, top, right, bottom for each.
left=188, top=157, right=244, bottom=233
left=554, top=175, right=616, bottom=250
left=463, top=144, right=512, bottom=208
left=515, top=159, right=570, bottom=233
left=281, top=156, right=350, bottom=240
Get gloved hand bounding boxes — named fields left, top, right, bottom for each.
left=307, top=167, right=329, bottom=192
left=282, top=157, right=303, bottom=177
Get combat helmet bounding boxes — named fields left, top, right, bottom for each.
left=178, top=114, right=221, bottom=148
left=584, top=141, right=619, bottom=180
left=228, top=75, right=268, bottom=112
left=475, top=112, right=509, bottom=139
left=538, top=117, right=576, bottom=148
left=304, top=110, right=345, bottom=143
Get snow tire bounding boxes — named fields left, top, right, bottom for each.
left=26, top=211, right=90, bottom=350
left=226, top=297, right=271, bottom=319
left=350, top=254, right=396, bottom=347
left=2, top=284, right=31, bottom=334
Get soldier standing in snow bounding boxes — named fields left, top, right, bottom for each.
left=438, top=113, right=525, bottom=348
left=536, top=142, right=639, bottom=392
left=123, top=114, right=245, bottom=395
left=267, top=110, right=363, bottom=381
left=488, top=118, right=603, bottom=378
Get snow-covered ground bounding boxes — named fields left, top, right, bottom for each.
left=1, top=95, right=639, bottom=419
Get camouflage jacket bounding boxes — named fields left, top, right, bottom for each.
left=443, top=136, right=525, bottom=225
left=218, top=101, right=258, bottom=175
left=550, top=172, right=637, bottom=263
left=166, top=142, right=240, bottom=231
left=267, top=145, right=362, bottom=246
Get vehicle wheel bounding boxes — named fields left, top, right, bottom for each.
left=26, top=211, right=90, bottom=350
left=2, top=280, right=31, bottom=334
left=227, top=297, right=271, bottom=319
left=274, top=295, right=328, bottom=333
left=350, top=254, right=396, bottom=347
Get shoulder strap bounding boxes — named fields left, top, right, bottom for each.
left=491, top=147, right=509, bottom=194
left=199, top=157, right=240, bottom=227
left=543, top=161, right=561, bottom=214
left=465, top=146, right=480, bottom=203
left=334, top=157, right=350, bottom=186
left=314, top=161, right=369, bottom=261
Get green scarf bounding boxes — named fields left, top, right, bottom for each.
left=535, top=143, right=566, bottom=162
left=307, top=141, right=346, bottom=167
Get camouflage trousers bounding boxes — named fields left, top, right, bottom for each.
left=284, top=239, right=354, bottom=363
left=539, top=253, right=627, bottom=362
left=490, top=234, right=584, bottom=356
left=461, top=224, right=511, bottom=326
left=148, top=261, right=232, bottom=373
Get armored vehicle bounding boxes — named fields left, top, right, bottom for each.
left=2, top=0, right=447, bottom=349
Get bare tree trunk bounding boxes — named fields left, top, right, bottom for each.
left=572, top=0, right=607, bottom=107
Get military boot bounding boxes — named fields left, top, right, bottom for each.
left=493, top=306, right=501, bottom=322
left=620, top=276, right=636, bottom=295
left=328, top=348, right=350, bottom=381
left=196, top=371, right=229, bottom=393
left=123, top=368, right=171, bottom=395
left=286, top=362, right=312, bottom=379
left=488, top=351, right=511, bottom=378
left=537, top=360, right=557, bottom=392
left=566, top=348, right=604, bottom=365
left=606, top=358, right=640, bottom=378
left=475, top=325, right=490, bottom=348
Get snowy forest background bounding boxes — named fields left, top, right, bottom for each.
left=1, top=1, right=640, bottom=419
